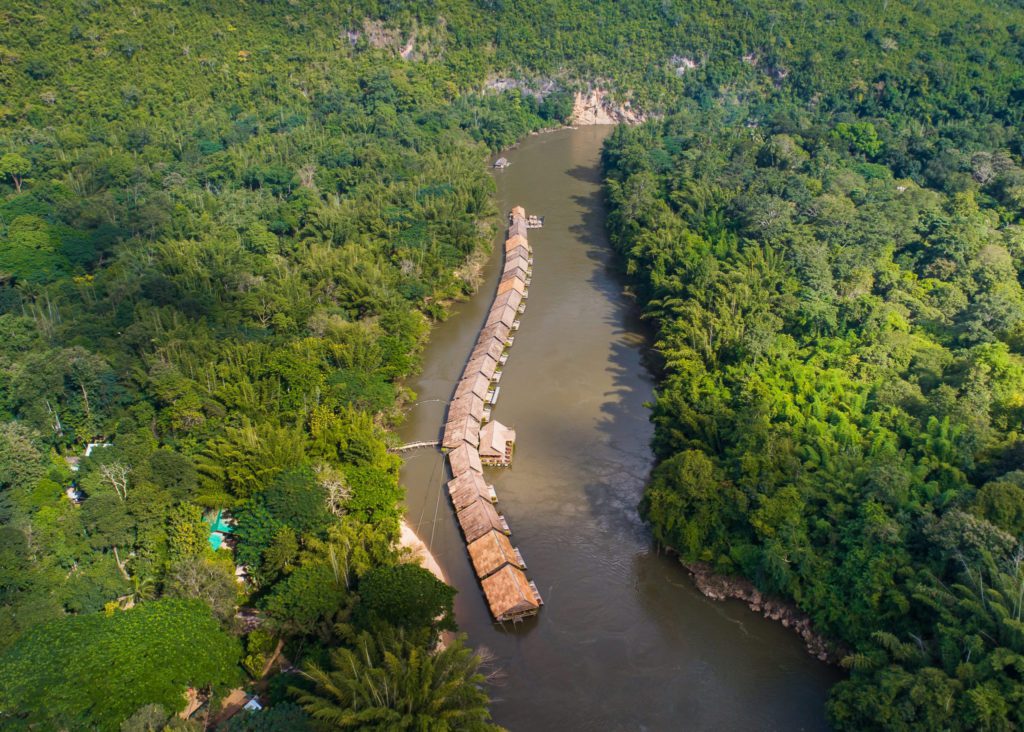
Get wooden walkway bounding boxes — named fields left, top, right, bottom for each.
left=389, top=440, right=440, bottom=453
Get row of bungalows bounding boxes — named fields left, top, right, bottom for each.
left=440, top=206, right=543, bottom=624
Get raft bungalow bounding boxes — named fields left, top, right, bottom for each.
left=471, top=336, right=506, bottom=364
left=486, top=303, right=519, bottom=330
left=448, top=443, right=483, bottom=474
left=449, top=393, right=486, bottom=423
left=447, top=471, right=498, bottom=511
left=481, top=564, right=543, bottom=622
left=454, top=372, right=491, bottom=402
left=479, top=321, right=513, bottom=348
left=505, top=235, right=530, bottom=254
left=507, top=245, right=532, bottom=265
left=497, top=275, right=527, bottom=298
left=508, top=214, right=528, bottom=238
left=442, top=414, right=480, bottom=450
left=504, top=254, right=531, bottom=275
left=467, top=529, right=526, bottom=579
left=456, top=495, right=510, bottom=543
left=465, top=352, right=499, bottom=380
left=479, top=420, right=516, bottom=466
left=493, top=288, right=524, bottom=313
left=493, top=157, right=509, bottom=169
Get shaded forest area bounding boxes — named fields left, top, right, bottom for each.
left=604, top=14, right=1024, bottom=729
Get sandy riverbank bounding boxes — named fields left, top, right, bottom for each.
left=400, top=519, right=447, bottom=583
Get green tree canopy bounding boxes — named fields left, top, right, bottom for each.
left=0, top=599, right=241, bottom=730
left=293, top=631, right=497, bottom=732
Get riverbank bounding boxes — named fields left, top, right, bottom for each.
left=400, top=519, right=447, bottom=584
left=682, top=561, right=845, bottom=664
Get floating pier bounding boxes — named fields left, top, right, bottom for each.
left=510, top=210, right=543, bottom=228
left=441, top=206, right=543, bottom=623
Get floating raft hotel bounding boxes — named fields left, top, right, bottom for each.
left=441, top=206, right=543, bottom=623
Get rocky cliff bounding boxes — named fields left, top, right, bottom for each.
left=570, top=88, right=646, bottom=125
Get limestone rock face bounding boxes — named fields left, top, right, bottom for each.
left=570, top=88, right=646, bottom=125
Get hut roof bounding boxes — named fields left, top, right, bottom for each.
left=492, top=289, right=523, bottom=313
left=478, top=322, right=511, bottom=347
left=508, top=221, right=528, bottom=239
left=449, top=393, right=485, bottom=422
left=465, top=353, right=498, bottom=380
left=511, top=206, right=526, bottom=218
left=479, top=420, right=515, bottom=458
left=454, top=372, right=491, bottom=401
left=471, top=338, right=505, bottom=364
left=504, top=255, right=530, bottom=273
left=448, top=443, right=482, bottom=474
left=505, top=234, right=529, bottom=251
left=442, top=414, right=480, bottom=450
left=506, top=244, right=531, bottom=262
left=456, top=497, right=505, bottom=543
left=447, top=472, right=496, bottom=511
left=497, top=277, right=526, bottom=296
left=485, top=304, right=517, bottom=329
left=467, top=530, right=521, bottom=579
left=481, top=565, right=540, bottom=620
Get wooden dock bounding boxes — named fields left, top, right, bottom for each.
left=440, top=205, right=543, bottom=623
left=388, top=440, right=440, bottom=454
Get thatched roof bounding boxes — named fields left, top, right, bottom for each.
left=478, top=321, right=511, bottom=347
left=505, top=234, right=529, bottom=251
left=471, top=338, right=504, bottom=364
left=497, top=276, right=526, bottom=296
left=511, top=206, right=526, bottom=218
left=447, top=472, right=497, bottom=511
left=504, top=255, right=530, bottom=273
left=456, top=496, right=505, bottom=543
left=508, top=219, right=528, bottom=239
left=449, top=392, right=485, bottom=422
left=442, top=413, right=480, bottom=450
left=467, top=529, right=522, bottom=579
left=448, top=443, right=482, bottom=474
left=506, top=244, right=531, bottom=262
left=485, top=303, right=518, bottom=329
left=492, top=289, right=523, bottom=313
left=465, top=353, right=498, bottom=380
left=454, top=372, right=491, bottom=401
left=479, top=420, right=515, bottom=458
left=481, top=564, right=540, bottom=620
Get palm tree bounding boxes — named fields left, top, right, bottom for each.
left=118, top=574, right=156, bottom=609
left=293, top=630, right=500, bottom=731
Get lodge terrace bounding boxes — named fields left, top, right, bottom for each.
left=439, top=206, right=543, bottom=623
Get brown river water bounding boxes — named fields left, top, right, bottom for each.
left=398, top=126, right=841, bottom=731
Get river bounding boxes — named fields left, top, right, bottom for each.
left=398, top=126, right=840, bottom=731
